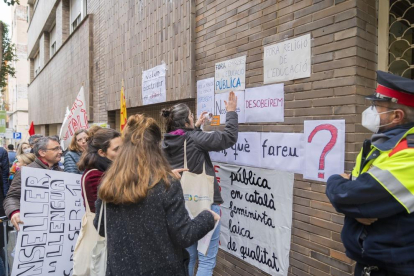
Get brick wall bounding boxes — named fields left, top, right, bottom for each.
left=87, top=0, right=196, bottom=122
left=196, top=0, right=377, bottom=275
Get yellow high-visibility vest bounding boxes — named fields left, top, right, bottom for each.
left=352, top=127, right=414, bottom=213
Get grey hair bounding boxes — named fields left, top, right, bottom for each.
left=388, top=102, right=414, bottom=124
left=33, top=136, right=59, bottom=157
left=28, top=134, right=44, bottom=146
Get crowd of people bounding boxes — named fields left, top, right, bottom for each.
left=0, top=91, right=238, bottom=276
left=0, top=71, right=413, bottom=276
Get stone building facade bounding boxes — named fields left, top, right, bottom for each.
left=27, top=0, right=414, bottom=275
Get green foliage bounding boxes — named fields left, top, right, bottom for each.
left=3, top=0, right=20, bottom=6
left=0, top=22, right=18, bottom=89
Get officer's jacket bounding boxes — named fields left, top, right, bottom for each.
left=326, top=123, right=414, bottom=275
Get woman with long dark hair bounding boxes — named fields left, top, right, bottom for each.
left=94, top=114, right=219, bottom=276
left=161, top=92, right=238, bottom=276
left=78, top=128, right=122, bottom=212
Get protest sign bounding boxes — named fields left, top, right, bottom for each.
left=210, top=132, right=261, bottom=166
left=264, top=34, right=311, bottom=83
left=261, top=133, right=304, bottom=174
left=215, top=56, right=246, bottom=94
left=142, top=64, right=167, bottom=105
left=197, top=78, right=215, bottom=118
left=12, top=167, right=84, bottom=276
left=304, top=120, right=345, bottom=182
left=214, top=91, right=245, bottom=124
left=215, top=163, right=293, bottom=276
left=59, top=87, right=89, bottom=151
left=245, top=84, right=284, bottom=123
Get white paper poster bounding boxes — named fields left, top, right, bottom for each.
left=245, top=84, right=284, bottom=123
left=197, top=78, right=215, bottom=118
left=304, top=120, right=345, bottom=182
left=142, top=64, right=167, bottom=105
left=214, top=163, right=293, bottom=276
left=210, top=132, right=261, bottom=166
left=59, top=87, right=89, bottom=151
left=264, top=34, right=311, bottom=84
left=12, top=167, right=84, bottom=276
left=215, top=56, right=246, bottom=94
left=261, top=133, right=305, bottom=174
left=214, top=90, right=245, bottom=124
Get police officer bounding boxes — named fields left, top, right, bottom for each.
left=326, top=71, right=414, bottom=276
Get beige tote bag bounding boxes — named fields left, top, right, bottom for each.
left=90, top=201, right=107, bottom=276
left=72, top=169, right=105, bottom=276
left=181, top=140, right=215, bottom=218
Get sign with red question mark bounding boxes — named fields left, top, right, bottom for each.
left=304, top=120, right=345, bottom=182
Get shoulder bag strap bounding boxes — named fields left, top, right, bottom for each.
left=184, top=140, right=188, bottom=169
left=81, top=169, right=99, bottom=213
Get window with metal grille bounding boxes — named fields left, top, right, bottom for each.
left=379, top=0, right=414, bottom=79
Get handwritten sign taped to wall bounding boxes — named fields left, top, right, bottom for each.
left=210, top=132, right=261, bottom=166
left=245, top=83, right=284, bottom=123
left=304, top=120, right=345, bottom=182
left=12, top=167, right=84, bottom=276
left=215, top=56, right=246, bottom=94
left=210, top=132, right=305, bottom=174
left=215, top=162, right=293, bottom=276
left=214, top=90, right=245, bottom=124
left=142, top=64, right=167, bottom=105
left=261, top=133, right=304, bottom=174
left=197, top=78, right=215, bottom=118
left=264, top=34, right=311, bottom=83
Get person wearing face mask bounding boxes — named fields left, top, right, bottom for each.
left=77, top=128, right=122, bottom=213
left=16, top=142, right=32, bottom=155
left=326, top=71, right=414, bottom=276
left=64, top=129, right=89, bottom=174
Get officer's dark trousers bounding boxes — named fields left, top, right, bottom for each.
left=355, top=263, right=402, bottom=276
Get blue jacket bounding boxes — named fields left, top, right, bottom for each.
left=64, top=151, right=82, bottom=174
left=326, top=124, right=414, bottom=275
left=0, top=148, right=10, bottom=196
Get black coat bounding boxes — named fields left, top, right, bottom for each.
left=94, top=179, right=215, bottom=276
left=162, top=111, right=238, bottom=204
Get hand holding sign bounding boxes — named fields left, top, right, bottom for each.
left=225, top=91, right=238, bottom=112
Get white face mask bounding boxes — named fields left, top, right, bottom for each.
left=23, top=148, right=31, bottom=154
left=362, top=106, right=394, bottom=133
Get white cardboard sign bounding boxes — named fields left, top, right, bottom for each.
left=261, top=133, right=305, bottom=174
left=59, top=87, right=89, bottom=151
left=304, top=120, right=345, bottom=182
left=210, top=132, right=261, bottom=166
left=214, top=162, right=293, bottom=276
left=245, top=84, right=284, bottom=123
left=142, top=64, right=167, bottom=105
left=264, top=34, right=311, bottom=84
left=215, top=56, right=246, bottom=94
left=197, top=78, right=215, bottom=118
left=12, top=167, right=84, bottom=276
left=214, top=90, right=245, bottom=124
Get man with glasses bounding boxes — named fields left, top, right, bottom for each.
left=326, top=71, right=414, bottom=276
left=3, top=136, right=63, bottom=231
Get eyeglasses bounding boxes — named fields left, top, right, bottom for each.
left=370, top=102, right=396, bottom=110
left=44, top=146, right=63, bottom=152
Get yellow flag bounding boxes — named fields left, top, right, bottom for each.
left=120, top=81, right=127, bottom=131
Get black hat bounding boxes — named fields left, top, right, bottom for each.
left=367, top=71, right=414, bottom=108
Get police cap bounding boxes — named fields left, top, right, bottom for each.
left=367, top=71, right=414, bottom=108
